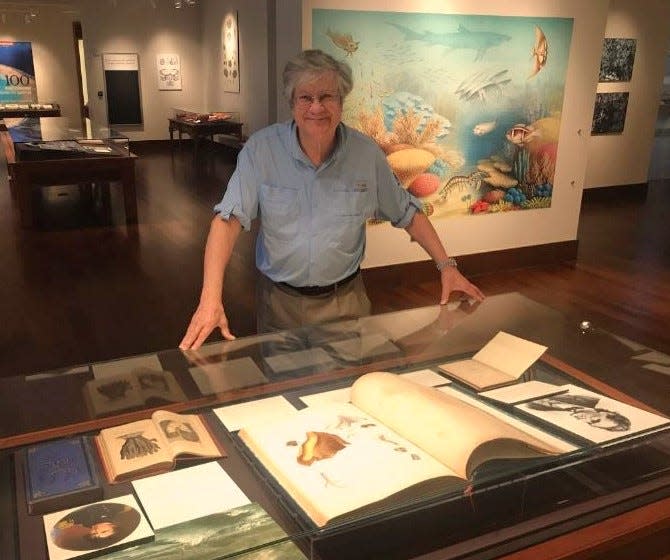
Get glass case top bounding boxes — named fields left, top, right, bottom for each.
left=2, top=292, right=670, bottom=560
left=4, top=116, right=128, bottom=144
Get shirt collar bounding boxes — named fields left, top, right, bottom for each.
left=289, top=121, right=347, bottom=168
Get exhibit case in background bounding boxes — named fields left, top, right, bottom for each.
left=2, top=292, right=670, bottom=560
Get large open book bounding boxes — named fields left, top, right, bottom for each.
left=238, top=371, right=574, bottom=527
left=95, top=410, right=224, bottom=483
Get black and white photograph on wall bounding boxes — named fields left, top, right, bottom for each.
left=598, top=38, right=637, bottom=82
left=591, top=92, right=629, bottom=135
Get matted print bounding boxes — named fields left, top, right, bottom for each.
left=591, top=92, right=629, bottom=135
left=598, top=38, right=636, bottom=82
left=222, top=11, right=240, bottom=92
left=312, top=10, right=574, bottom=218
left=516, top=385, right=669, bottom=444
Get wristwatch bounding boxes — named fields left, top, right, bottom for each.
left=435, top=257, right=458, bottom=271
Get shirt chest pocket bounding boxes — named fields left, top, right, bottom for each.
left=259, top=184, right=300, bottom=240
left=328, top=188, right=371, bottom=220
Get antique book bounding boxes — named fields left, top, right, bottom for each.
left=438, top=331, right=547, bottom=390
left=22, top=436, right=103, bottom=515
left=238, top=371, right=574, bottom=527
left=43, top=494, right=154, bottom=560
left=94, top=410, right=224, bottom=483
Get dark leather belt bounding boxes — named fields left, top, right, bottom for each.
left=278, top=268, right=360, bottom=296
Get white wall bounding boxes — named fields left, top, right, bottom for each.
left=200, top=0, right=270, bottom=136
left=584, top=0, right=670, bottom=189
left=303, top=0, right=609, bottom=267
left=0, top=4, right=81, bottom=122
left=78, top=0, right=203, bottom=141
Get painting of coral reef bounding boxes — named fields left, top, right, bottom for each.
left=591, top=92, right=629, bottom=135
left=598, top=38, right=636, bottom=82
left=312, top=10, right=574, bottom=218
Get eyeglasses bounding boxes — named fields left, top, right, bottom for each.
left=294, top=92, right=340, bottom=108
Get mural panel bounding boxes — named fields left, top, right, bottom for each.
left=312, top=10, right=574, bottom=218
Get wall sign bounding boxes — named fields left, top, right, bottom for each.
left=0, top=41, right=37, bottom=102
left=103, top=53, right=143, bottom=125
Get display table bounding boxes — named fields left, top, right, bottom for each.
left=168, top=112, right=243, bottom=157
left=0, top=103, right=60, bottom=119
left=1, top=293, right=670, bottom=559
left=0, top=117, right=136, bottom=228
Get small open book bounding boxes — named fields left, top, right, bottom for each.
left=438, top=331, right=547, bottom=390
left=95, top=410, right=224, bottom=483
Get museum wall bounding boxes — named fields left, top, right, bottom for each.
left=0, top=4, right=81, bottom=122
left=301, top=0, right=608, bottom=267
left=77, top=1, right=203, bottom=141
left=200, top=0, right=270, bottom=137
left=584, top=0, right=670, bottom=189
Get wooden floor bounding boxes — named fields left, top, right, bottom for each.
left=0, top=141, right=669, bottom=380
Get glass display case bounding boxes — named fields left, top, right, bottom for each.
left=0, top=116, right=136, bottom=228
left=4, top=116, right=130, bottom=156
left=1, top=292, right=670, bottom=560
left=0, top=102, right=61, bottom=118
left=169, top=107, right=244, bottom=156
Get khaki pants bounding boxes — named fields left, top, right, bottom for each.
left=256, top=272, right=371, bottom=334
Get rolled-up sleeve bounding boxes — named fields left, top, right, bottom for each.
left=374, top=149, right=423, bottom=228
left=213, top=142, right=259, bottom=231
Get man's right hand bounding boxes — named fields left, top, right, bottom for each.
left=179, top=301, right=236, bottom=350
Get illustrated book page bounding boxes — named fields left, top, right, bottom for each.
left=239, top=371, right=573, bottom=527
left=95, top=410, right=223, bottom=483
left=438, top=331, right=547, bottom=390
left=43, top=494, right=154, bottom=560
left=516, top=384, right=670, bottom=443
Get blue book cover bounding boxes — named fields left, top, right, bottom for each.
left=23, top=436, right=103, bottom=515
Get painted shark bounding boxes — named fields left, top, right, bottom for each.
left=387, top=22, right=511, bottom=61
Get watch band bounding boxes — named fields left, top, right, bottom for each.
left=435, top=257, right=458, bottom=271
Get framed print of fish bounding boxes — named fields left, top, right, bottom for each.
left=311, top=9, right=574, bottom=218
left=598, top=38, right=636, bottom=83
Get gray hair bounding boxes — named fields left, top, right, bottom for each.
left=282, top=49, right=353, bottom=107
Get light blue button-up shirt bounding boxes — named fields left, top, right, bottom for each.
left=214, top=120, right=422, bottom=287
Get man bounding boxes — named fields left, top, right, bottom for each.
left=180, top=49, right=484, bottom=350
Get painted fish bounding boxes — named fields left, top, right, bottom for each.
left=529, top=26, right=548, bottom=78
left=455, top=69, right=511, bottom=103
left=505, top=124, right=539, bottom=145
left=387, top=22, right=510, bottom=61
left=326, top=28, right=359, bottom=56
left=473, top=120, right=497, bottom=135
left=436, top=170, right=489, bottom=204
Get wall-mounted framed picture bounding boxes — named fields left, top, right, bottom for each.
left=598, top=38, right=636, bottom=82
left=157, top=53, right=182, bottom=91
left=222, top=11, right=240, bottom=93
left=591, top=91, right=629, bottom=135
